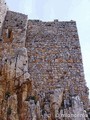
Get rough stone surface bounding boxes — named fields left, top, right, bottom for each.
left=26, top=20, right=89, bottom=108
left=0, top=0, right=90, bottom=120
left=0, top=0, right=8, bottom=36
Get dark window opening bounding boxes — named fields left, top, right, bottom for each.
left=7, top=28, right=12, bottom=38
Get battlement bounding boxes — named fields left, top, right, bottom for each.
left=27, top=19, right=76, bottom=30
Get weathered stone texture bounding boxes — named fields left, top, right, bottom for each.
left=2, top=11, right=28, bottom=47
left=0, top=0, right=8, bottom=35
left=26, top=20, right=89, bottom=108
left=0, top=8, right=31, bottom=120
left=0, top=0, right=90, bottom=120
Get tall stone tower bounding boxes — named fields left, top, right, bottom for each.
left=0, top=0, right=90, bottom=120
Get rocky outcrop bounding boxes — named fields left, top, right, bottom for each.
left=0, top=40, right=89, bottom=119
left=0, top=37, right=32, bottom=120
left=0, top=0, right=90, bottom=119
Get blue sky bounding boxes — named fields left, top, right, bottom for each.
left=6, top=0, right=90, bottom=95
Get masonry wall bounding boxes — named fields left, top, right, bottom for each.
left=0, top=4, right=90, bottom=118
left=2, top=11, right=28, bottom=47
left=26, top=20, right=89, bottom=108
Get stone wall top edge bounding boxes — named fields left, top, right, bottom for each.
left=3, top=10, right=28, bottom=30
left=7, top=10, right=28, bottom=18
left=28, top=19, right=76, bottom=24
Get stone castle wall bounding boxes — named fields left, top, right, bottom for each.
left=26, top=20, right=89, bottom=107
left=0, top=1, right=90, bottom=119
left=3, top=11, right=28, bottom=47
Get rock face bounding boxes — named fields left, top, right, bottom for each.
left=0, top=0, right=8, bottom=35
left=0, top=0, right=90, bottom=120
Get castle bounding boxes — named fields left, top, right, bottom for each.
left=0, top=0, right=90, bottom=119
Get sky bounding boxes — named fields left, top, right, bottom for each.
left=6, top=0, right=90, bottom=96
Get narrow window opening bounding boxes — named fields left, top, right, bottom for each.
left=7, top=28, right=12, bottom=38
